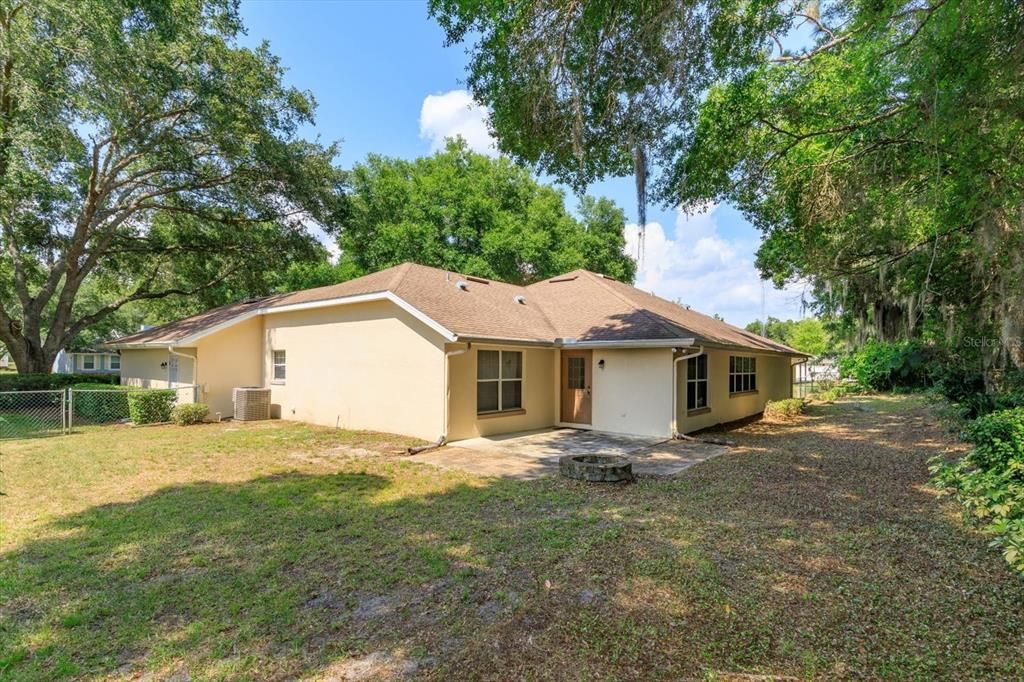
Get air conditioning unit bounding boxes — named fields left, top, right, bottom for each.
left=233, top=386, right=271, bottom=421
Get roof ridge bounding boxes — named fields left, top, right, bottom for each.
left=388, top=261, right=414, bottom=291
left=578, top=271, right=691, bottom=341
left=523, top=286, right=563, bottom=339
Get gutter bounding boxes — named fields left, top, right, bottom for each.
left=671, top=345, right=704, bottom=437
left=556, top=338, right=697, bottom=350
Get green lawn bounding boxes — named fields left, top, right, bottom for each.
left=1, top=398, right=1022, bottom=680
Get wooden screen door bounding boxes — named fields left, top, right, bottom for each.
left=560, top=350, right=592, bottom=424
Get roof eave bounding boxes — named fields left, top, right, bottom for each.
left=107, top=290, right=459, bottom=348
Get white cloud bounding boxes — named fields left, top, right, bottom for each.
left=419, top=89, right=496, bottom=156
left=624, top=205, right=808, bottom=328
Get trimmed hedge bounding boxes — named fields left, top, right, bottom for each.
left=0, top=373, right=119, bottom=392
left=764, top=398, right=806, bottom=419
left=128, top=390, right=176, bottom=424
left=71, top=383, right=132, bottom=423
left=172, top=403, right=209, bottom=426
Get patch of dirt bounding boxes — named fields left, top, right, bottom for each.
left=318, top=650, right=432, bottom=681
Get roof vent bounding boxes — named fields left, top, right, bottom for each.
left=513, top=295, right=526, bottom=305
left=466, top=275, right=490, bottom=284
left=456, top=280, right=470, bottom=291
left=548, top=275, right=578, bottom=283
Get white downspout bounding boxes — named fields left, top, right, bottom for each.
left=671, top=345, right=704, bottom=438
left=442, top=344, right=470, bottom=443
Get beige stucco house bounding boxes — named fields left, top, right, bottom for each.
left=107, top=263, right=806, bottom=442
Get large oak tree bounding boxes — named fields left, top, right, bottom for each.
left=0, top=0, right=347, bottom=372
left=338, top=140, right=636, bottom=284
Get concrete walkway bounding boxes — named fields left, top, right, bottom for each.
left=406, top=428, right=728, bottom=480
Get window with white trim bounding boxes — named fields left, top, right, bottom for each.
left=729, top=355, right=757, bottom=394
left=109, top=354, right=121, bottom=370
left=82, top=354, right=95, bottom=370
left=686, top=354, right=708, bottom=410
left=272, top=350, right=286, bottom=382
left=477, top=350, right=522, bottom=414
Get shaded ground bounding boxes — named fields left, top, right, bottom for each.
left=1, top=396, right=1022, bottom=680
left=410, top=428, right=727, bottom=479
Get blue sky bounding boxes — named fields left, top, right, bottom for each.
left=239, top=0, right=809, bottom=327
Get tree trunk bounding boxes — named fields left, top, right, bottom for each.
left=3, top=336, right=59, bottom=374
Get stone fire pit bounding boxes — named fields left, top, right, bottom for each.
left=558, top=454, right=634, bottom=483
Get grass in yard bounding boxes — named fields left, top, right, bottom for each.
left=1, top=398, right=1023, bottom=680
left=0, top=413, right=63, bottom=440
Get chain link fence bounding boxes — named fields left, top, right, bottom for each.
left=0, top=390, right=67, bottom=439
left=0, top=385, right=198, bottom=439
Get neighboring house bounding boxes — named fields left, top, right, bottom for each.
left=107, top=263, right=806, bottom=441
left=53, top=348, right=122, bottom=375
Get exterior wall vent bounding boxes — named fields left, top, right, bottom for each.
left=456, top=280, right=470, bottom=291
left=233, top=386, right=271, bottom=421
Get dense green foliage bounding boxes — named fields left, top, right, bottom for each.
left=838, top=341, right=934, bottom=391
left=71, top=384, right=132, bottom=423
left=127, top=390, right=176, bottom=425
left=933, top=408, right=1024, bottom=573
left=764, top=398, right=805, bottom=419
left=337, top=141, right=636, bottom=284
left=428, top=0, right=757, bottom=228
left=746, top=317, right=834, bottom=356
left=0, top=373, right=118, bottom=392
left=172, top=403, right=209, bottom=425
left=683, top=0, right=1024, bottom=376
left=0, top=0, right=347, bottom=372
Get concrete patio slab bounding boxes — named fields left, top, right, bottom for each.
left=406, top=428, right=728, bottom=480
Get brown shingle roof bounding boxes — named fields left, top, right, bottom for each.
left=108, top=262, right=803, bottom=355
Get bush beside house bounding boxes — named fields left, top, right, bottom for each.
left=764, top=398, right=806, bottom=420
left=172, top=403, right=209, bottom=425
left=127, top=390, right=176, bottom=424
left=71, top=383, right=132, bottom=423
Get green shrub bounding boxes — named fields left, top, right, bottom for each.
left=764, top=398, right=805, bottom=419
left=71, top=383, right=132, bottom=423
left=172, top=403, right=209, bottom=426
left=963, top=407, right=1024, bottom=471
left=0, top=373, right=119, bottom=392
left=127, top=390, right=176, bottom=424
left=0, top=373, right=121, bottom=410
left=818, top=388, right=841, bottom=403
left=812, top=382, right=861, bottom=403
left=931, top=407, right=1024, bottom=573
left=838, top=341, right=934, bottom=391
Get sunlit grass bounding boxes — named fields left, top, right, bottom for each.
left=1, top=401, right=1022, bottom=680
